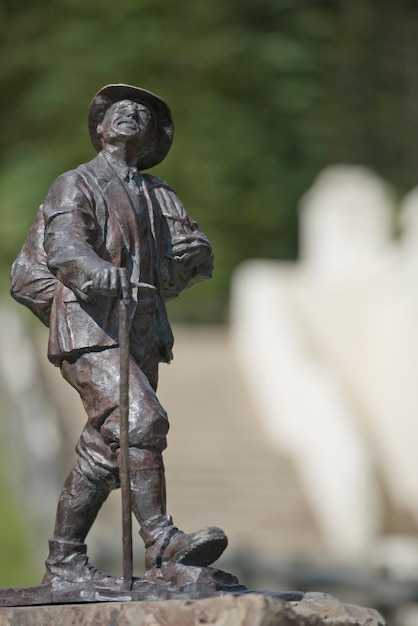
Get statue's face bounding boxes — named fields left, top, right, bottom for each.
left=97, top=100, right=155, bottom=153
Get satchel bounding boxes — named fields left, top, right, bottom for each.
left=144, top=175, right=214, bottom=300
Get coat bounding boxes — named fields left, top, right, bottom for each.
left=11, top=152, right=213, bottom=365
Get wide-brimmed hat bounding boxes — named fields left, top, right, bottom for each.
left=88, top=84, right=174, bottom=170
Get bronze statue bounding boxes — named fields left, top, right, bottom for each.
left=10, top=84, right=228, bottom=591
left=2, top=86, right=387, bottom=626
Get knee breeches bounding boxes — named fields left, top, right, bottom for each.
left=60, top=348, right=169, bottom=487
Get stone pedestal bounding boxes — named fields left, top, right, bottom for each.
left=0, top=592, right=386, bottom=626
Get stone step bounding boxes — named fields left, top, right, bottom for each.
left=158, top=325, right=323, bottom=559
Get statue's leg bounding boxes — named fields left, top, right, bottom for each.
left=42, top=460, right=119, bottom=586
left=128, top=447, right=228, bottom=570
left=51, top=460, right=110, bottom=543
left=104, top=346, right=228, bottom=570
left=41, top=351, right=124, bottom=587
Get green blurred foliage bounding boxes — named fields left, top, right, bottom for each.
left=1, top=0, right=418, bottom=320
left=0, top=462, right=40, bottom=586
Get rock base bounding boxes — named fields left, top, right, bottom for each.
left=0, top=564, right=301, bottom=606
left=0, top=564, right=386, bottom=624
left=0, top=592, right=386, bottom=625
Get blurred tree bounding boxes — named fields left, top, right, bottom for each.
left=1, top=0, right=417, bottom=320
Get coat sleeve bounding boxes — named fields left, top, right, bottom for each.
left=43, top=170, right=114, bottom=300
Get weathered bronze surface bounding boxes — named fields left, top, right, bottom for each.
left=8, top=84, right=228, bottom=599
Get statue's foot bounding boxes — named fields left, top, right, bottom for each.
left=145, top=526, right=228, bottom=570
left=42, top=562, right=123, bottom=589
left=42, top=539, right=123, bottom=589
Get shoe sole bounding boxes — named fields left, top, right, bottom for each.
left=176, top=533, right=228, bottom=567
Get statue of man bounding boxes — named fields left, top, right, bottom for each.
left=11, top=84, right=227, bottom=587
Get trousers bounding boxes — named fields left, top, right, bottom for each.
left=60, top=345, right=169, bottom=489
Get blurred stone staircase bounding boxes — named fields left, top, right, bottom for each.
left=158, top=325, right=323, bottom=561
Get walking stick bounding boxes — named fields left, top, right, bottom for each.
left=118, top=268, right=133, bottom=591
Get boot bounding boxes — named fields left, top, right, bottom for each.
left=140, top=517, right=228, bottom=570
left=42, top=463, right=121, bottom=587
left=130, top=448, right=228, bottom=570
left=42, top=539, right=123, bottom=587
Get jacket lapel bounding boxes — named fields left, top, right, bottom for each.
left=85, top=154, right=141, bottom=308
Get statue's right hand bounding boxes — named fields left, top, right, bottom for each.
left=87, top=266, right=128, bottom=297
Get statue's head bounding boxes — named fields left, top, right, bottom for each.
left=88, top=84, right=174, bottom=170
